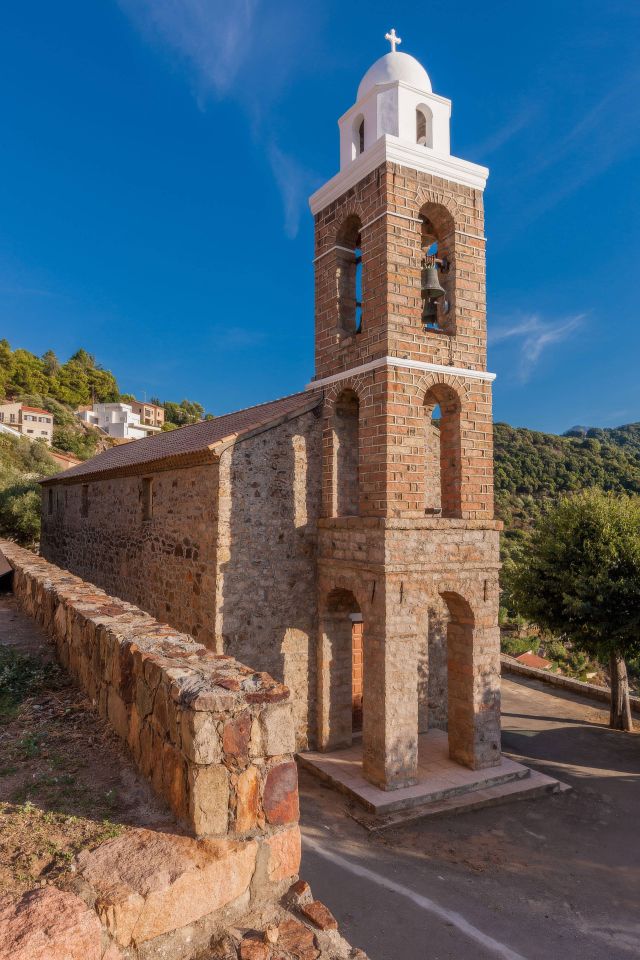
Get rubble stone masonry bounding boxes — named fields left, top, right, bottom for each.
left=40, top=410, right=324, bottom=749
left=1, top=541, right=301, bottom=857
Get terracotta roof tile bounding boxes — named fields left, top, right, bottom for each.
left=43, top=391, right=322, bottom=484
left=515, top=652, right=552, bottom=670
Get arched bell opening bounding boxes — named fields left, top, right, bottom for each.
left=424, top=384, right=462, bottom=518
left=351, top=114, right=365, bottom=160
left=416, top=105, right=433, bottom=148
left=335, top=215, right=363, bottom=336
left=419, top=203, right=455, bottom=334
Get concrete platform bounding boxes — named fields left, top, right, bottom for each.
left=298, top=729, right=556, bottom=816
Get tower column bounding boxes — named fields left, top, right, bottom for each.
left=362, top=577, right=421, bottom=789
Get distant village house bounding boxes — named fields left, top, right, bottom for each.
left=0, top=402, right=54, bottom=445
left=77, top=401, right=163, bottom=441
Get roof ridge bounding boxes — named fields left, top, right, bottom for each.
left=42, top=388, right=323, bottom=485
left=154, top=388, right=315, bottom=439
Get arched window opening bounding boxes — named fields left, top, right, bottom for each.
left=333, top=389, right=359, bottom=517
left=424, top=385, right=462, bottom=518
left=354, top=246, right=363, bottom=333
left=420, top=207, right=454, bottom=334
left=351, top=115, right=365, bottom=160
left=416, top=106, right=433, bottom=147
left=336, top=215, right=363, bottom=335
left=318, top=588, right=363, bottom=750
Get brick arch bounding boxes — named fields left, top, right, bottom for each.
left=421, top=377, right=464, bottom=519
left=414, top=187, right=462, bottom=226
left=320, top=574, right=371, bottom=620
left=323, top=376, right=366, bottom=409
left=414, top=372, right=471, bottom=407
left=334, top=202, right=366, bottom=243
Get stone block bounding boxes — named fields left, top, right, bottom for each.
left=77, top=828, right=257, bottom=947
left=263, top=762, right=299, bottom=825
left=0, top=886, right=115, bottom=960
left=265, top=825, right=301, bottom=882
left=188, top=763, right=230, bottom=836
left=276, top=917, right=319, bottom=960
left=181, top=710, right=222, bottom=765
left=235, top=765, right=260, bottom=833
left=256, top=704, right=296, bottom=757
left=223, top=711, right=252, bottom=762
left=300, top=900, right=338, bottom=931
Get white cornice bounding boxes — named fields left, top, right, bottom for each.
left=309, top=136, right=488, bottom=215
left=306, top=356, right=496, bottom=391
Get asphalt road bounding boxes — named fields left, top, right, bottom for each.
left=299, top=676, right=640, bottom=960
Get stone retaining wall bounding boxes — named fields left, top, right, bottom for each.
left=501, top=654, right=640, bottom=716
left=0, top=540, right=301, bottom=875
left=0, top=541, right=368, bottom=960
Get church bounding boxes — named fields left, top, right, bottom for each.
left=40, top=34, right=502, bottom=793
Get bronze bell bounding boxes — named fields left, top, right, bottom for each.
left=422, top=299, right=439, bottom=326
left=421, top=259, right=446, bottom=300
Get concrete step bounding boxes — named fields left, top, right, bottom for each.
left=298, top=748, right=531, bottom=815
left=349, top=770, right=571, bottom=831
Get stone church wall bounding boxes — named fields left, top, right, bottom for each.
left=40, top=462, right=220, bottom=647
left=216, top=409, right=323, bottom=749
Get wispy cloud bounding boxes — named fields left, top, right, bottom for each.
left=490, top=313, right=586, bottom=382
left=501, top=68, right=640, bottom=228
left=209, top=325, right=265, bottom=349
left=117, top=0, right=258, bottom=98
left=116, top=0, right=318, bottom=236
left=467, top=102, right=540, bottom=161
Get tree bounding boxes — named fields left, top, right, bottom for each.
left=163, top=399, right=205, bottom=426
left=0, top=339, right=13, bottom=398
left=508, top=490, right=640, bottom=730
left=41, top=349, right=60, bottom=377
left=52, top=426, right=98, bottom=459
left=8, top=349, right=47, bottom=395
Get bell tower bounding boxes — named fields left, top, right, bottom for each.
left=308, top=34, right=502, bottom=791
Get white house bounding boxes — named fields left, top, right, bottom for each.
left=77, top=403, right=162, bottom=441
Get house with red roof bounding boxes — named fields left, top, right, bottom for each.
left=0, top=402, right=54, bottom=445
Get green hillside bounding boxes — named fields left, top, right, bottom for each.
left=0, top=340, right=216, bottom=546
left=495, top=421, right=640, bottom=560
left=1, top=338, right=639, bottom=552
left=0, top=433, right=59, bottom=545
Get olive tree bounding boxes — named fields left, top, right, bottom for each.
left=508, top=490, right=640, bottom=730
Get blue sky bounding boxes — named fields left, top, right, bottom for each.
left=1, top=1, right=639, bottom=432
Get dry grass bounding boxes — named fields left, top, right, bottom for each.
left=0, top=595, right=175, bottom=901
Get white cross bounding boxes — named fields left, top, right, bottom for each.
left=385, top=28, right=402, bottom=53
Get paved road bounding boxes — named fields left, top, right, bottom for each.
left=299, top=676, right=640, bottom=960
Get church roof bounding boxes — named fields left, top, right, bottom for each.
left=43, top=390, right=322, bottom=484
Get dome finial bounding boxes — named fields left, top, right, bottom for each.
left=384, top=28, right=402, bottom=53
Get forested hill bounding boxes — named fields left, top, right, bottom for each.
left=494, top=421, right=640, bottom=552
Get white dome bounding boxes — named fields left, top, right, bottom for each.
left=357, top=52, right=432, bottom=101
